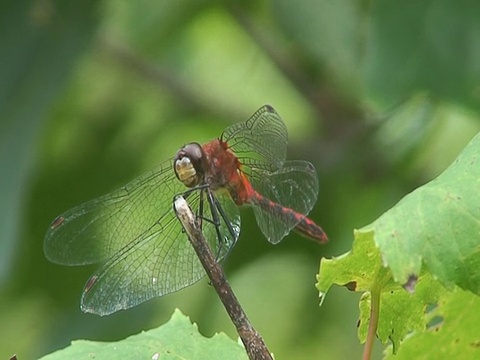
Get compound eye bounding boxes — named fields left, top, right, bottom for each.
left=182, top=143, right=203, bottom=163
left=173, top=143, right=205, bottom=187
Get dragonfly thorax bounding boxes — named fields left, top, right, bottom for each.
left=174, top=142, right=206, bottom=187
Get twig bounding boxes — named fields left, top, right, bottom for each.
left=174, top=196, right=273, bottom=360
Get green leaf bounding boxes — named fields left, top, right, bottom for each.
left=358, top=273, right=446, bottom=351
left=384, top=288, right=480, bottom=360
left=39, top=309, right=248, bottom=360
left=364, top=131, right=480, bottom=293
left=316, top=229, right=393, bottom=298
left=317, top=131, right=480, bottom=352
left=317, top=231, right=446, bottom=351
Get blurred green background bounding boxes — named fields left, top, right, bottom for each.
left=1, top=0, right=479, bottom=359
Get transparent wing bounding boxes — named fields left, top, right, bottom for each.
left=80, top=189, right=240, bottom=316
left=222, top=105, right=287, bottom=172
left=44, top=159, right=183, bottom=265
left=223, top=105, right=321, bottom=243
left=250, top=160, right=319, bottom=244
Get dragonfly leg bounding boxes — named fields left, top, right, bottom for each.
left=208, top=191, right=238, bottom=261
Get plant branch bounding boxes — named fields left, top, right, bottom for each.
left=174, top=196, right=273, bottom=360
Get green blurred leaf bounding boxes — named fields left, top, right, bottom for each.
left=275, top=0, right=363, bottom=92
left=39, top=309, right=248, bottom=360
left=0, top=0, right=99, bottom=283
left=364, top=0, right=480, bottom=111
left=276, top=0, right=480, bottom=110
left=103, top=0, right=210, bottom=53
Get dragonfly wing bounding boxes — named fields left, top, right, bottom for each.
left=81, top=212, right=202, bottom=315
left=250, top=160, right=319, bottom=244
left=80, top=188, right=240, bottom=315
left=44, top=160, right=184, bottom=265
left=222, top=105, right=287, bottom=172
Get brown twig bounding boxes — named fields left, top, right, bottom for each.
left=174, top=196, right=273, bottom=360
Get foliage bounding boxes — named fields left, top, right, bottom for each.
left=39, top=309, right=247, bottom=360
left=1, top=0, right=479, bottom=359
left=318, top=133, right=480, bottom=356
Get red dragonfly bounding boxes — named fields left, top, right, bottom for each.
left=44, top=105, right=328, bottom=316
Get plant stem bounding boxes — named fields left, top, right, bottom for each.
left=174, top=196, right=273, bottom=360
left=363, top=286, right=381, bottom=360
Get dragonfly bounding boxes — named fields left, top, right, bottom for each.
left=44, top=105, right=328, bottom=316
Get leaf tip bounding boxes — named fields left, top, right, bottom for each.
left=319, top=291, right=327, bottom=306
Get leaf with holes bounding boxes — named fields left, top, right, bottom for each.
left=384, top=288, right=480, bottom=359
left=317, top=132, right=480, bottom=353
left=317, top=231, right=446, bottom=351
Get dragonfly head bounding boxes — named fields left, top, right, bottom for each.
left=174, top=142, right=206, bottom=187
